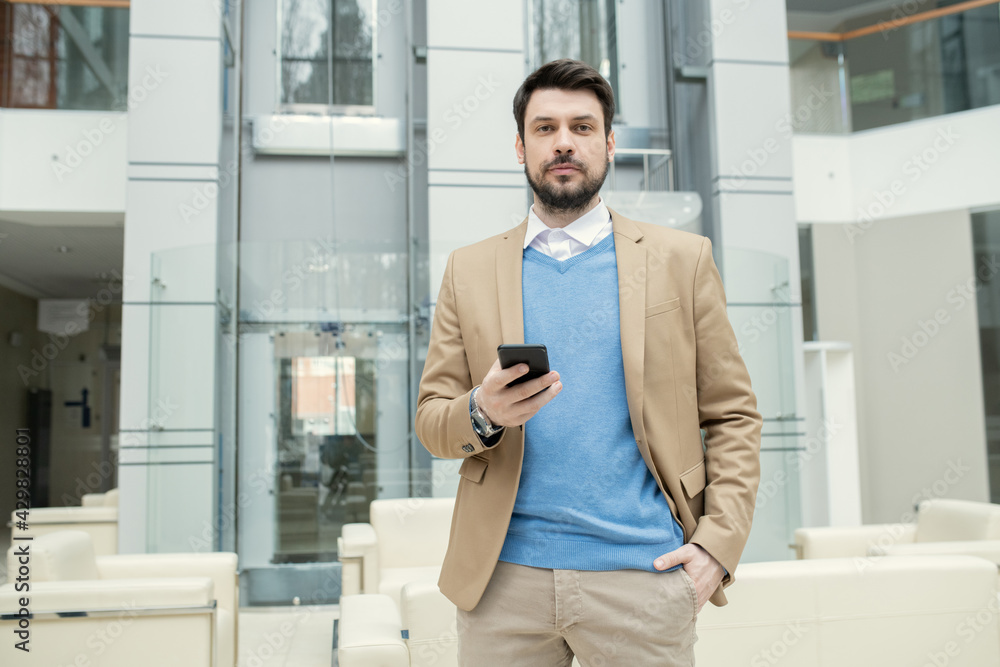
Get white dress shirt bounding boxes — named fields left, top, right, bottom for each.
left=523, top=198, right=612, bottom=261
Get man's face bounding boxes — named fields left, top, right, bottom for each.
left=515, top=87, right=615, bottom=214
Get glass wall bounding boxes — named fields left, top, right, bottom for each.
left=279, top=0, right=375, bottom=111
left=0, top=1, right=129, bottom=110
left=972, top=209, right=1000, bottom=504
left=724, top=249, right=802, bottom=562
left=788, top=3, right=1000, bottom=133
left=235, top=238, right=417, bottom=582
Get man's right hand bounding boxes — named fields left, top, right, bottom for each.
left=475, top=358, right=562, bottom=427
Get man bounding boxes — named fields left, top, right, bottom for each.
left=415, top=58, right=761, bottom=665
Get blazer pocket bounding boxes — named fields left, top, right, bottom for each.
left=646, top=298, right=681, bottom=318
left=680, top=459, right=706, bottom=498
left=458, top=455, right=488, bottom=484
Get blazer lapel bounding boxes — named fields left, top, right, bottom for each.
left=610, top=208, right=652, bottom=460
left=496, top=220, right=528, bottom=345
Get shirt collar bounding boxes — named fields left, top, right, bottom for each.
left=523, top=198, right=611, bottom=249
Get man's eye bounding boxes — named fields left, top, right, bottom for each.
left=537, top=125, right=551, bottom=132
left=577, top=125, right=592, bottom=132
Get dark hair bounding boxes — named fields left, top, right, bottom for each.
left=513, top=58, right=615, bottom=141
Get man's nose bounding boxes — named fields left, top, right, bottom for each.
left=554, top=128, right=575, bottom=154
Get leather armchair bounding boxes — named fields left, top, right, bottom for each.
left=338, top=581, right=457, bottom=667
left=338, top=497, right=454, bottom=607
left=696, top=555, right=1000, bottom=666
left=10, top=505, right=118, bottom=556
left=81, top=487, right=119, bottom=507
left=1, top=530, right=238, bottom=666
left=794, top=498, right=1000, bottom=559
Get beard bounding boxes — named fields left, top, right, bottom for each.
left=525, top=152, right=609, bottom=216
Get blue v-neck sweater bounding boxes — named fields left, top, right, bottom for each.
left=498, top=234, right=685, bottom=571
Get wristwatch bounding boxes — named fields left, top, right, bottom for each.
left=470, top=386, right=503, bottom=438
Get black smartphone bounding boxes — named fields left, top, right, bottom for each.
left=497, top=344, right=550, bottom=387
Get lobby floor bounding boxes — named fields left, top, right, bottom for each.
left=238, top=605, right=338, bottom=667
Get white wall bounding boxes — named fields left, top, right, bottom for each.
left=794, top=105, right=1000, bottom=224
left=812, top=210, right=990, bottom=524
left=0, top=109, right=126, bottom=218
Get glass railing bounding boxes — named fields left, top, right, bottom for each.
left=725, top=248, right=803, bottom=562
left=0, top=1, right=129, bottom=110
left=788, top=1, right=1000, bottom=133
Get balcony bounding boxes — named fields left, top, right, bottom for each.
left=787, top=0, right=1000, bottom=134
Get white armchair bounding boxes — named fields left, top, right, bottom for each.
left=338, top=497, right=454, bottom=607
left=1, top=578, right=217, bottom=667
left=11, top=504, right=118, bottom=556
left=794, top=498, right=1000, bottom=559
left=81, top=487, right=119, bottom=507
left=338, top=581, right=457, bottom=667
left=1, top=530, right=238, bottom=667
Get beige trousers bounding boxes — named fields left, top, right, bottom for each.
left=457, top=560, right=698, bottom=666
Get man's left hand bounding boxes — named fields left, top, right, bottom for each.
left=653, top=543, right=724, bottom=613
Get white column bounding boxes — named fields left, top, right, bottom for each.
left=707, top=0, right=808, bottom=559
left=425, top=0, right=527, bottom=303
left=118, top=0, right=223, bottom=553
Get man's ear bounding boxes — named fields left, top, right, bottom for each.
left=515, top=132, right=525, bottom=165
left=606, top=128, right=616, bottom=161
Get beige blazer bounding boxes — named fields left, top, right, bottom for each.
left=415, top=208, right=762, bottom=611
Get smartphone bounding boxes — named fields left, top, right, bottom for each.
left=497, top=344, right=550, bottom=387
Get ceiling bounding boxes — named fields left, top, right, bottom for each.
left=0, top=218, right=125, bottom=299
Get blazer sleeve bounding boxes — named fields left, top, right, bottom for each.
left=415, top=251, right=506, bottom=459
left=687, top=237, right=763, bottom=582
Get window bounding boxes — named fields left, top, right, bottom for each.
left=0, top=2, right=129, bottom=110
left=530, top=0, right=619, bottom=114
left=279, top=0, right=375, bottom=112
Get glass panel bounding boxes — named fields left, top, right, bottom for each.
left=239, top=239, right=408, bottom=323
left=787, top=39, right=850, bottom=133
left=725, top=248, right=802, bottom=560
left=0, top=2, right=129, bottom=110
left=742, top=446, right=802, bottom=563
left=236, top=316, right=413, bottom=572
left=972, top=209, right=1000, bottom=504
left=788, top=4, right=1000, bottom=133
left=150, top=244, right=217, bottom=304
left=280, top=0, right=375, bottom=108
left=146, top=300, right=218, bottom=552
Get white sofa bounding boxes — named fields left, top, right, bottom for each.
left=339, top=555, right=1000, bottom=667
left=10, top=504, right=119, bottom=556
left=794, top=498, right=1000, bottom=559
left=338, top=497, right=454, bottom=607
left=1, top=530, right=238, bottom=667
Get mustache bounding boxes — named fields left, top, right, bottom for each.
left=545, top=156, right=584, bottom=170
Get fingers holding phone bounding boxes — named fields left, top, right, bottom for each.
left=477, top=345, right=561, bottom=427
